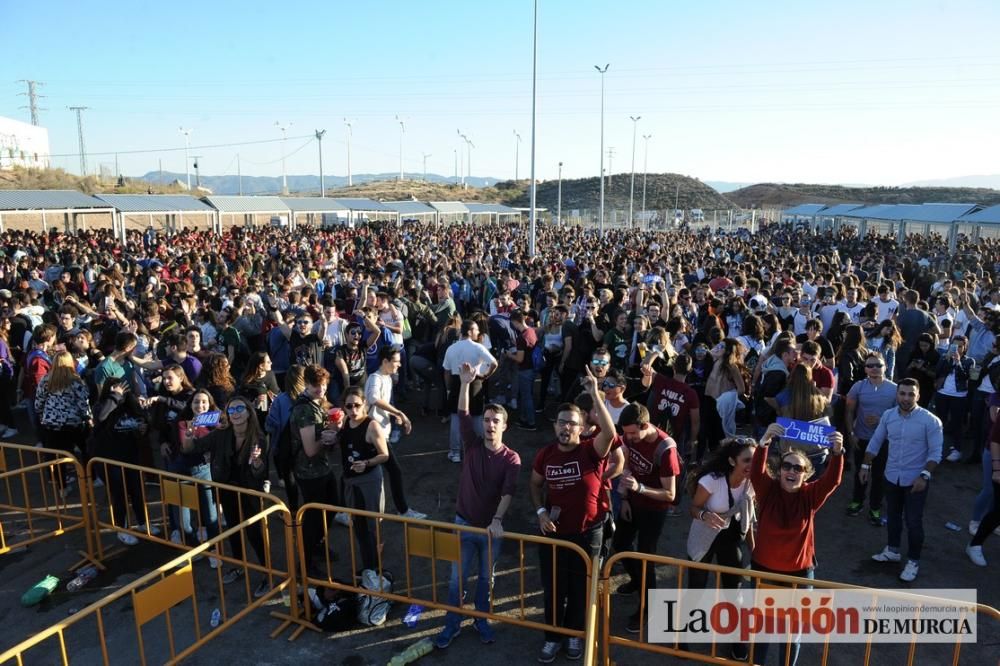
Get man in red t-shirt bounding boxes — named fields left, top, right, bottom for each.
left=612, top=403, right=681, bottom=634
left=643, top=353, right=701, bottom=461
left=508, top=310, right=539, bottom=430
left=800, top=340, right=835, bottom=399
left=530, top=366, right=615, bottom=663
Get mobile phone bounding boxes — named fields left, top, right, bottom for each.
left=948, top=343, right=958, bottom=356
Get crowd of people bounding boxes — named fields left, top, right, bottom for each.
left=1, top=218, right=997, bottom=664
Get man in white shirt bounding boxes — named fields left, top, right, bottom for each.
left=442, top=320, right=498, bottom=463
left=837, top=288, right=865, bottom=324
left=872, top=285, right=899, bottom=322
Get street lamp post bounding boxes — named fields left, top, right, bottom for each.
left=343, top=118, right=353, bottom=187
left=315, top=129, right=327, bottom=197
left=528, top=0, right=538, bottom=256
left=594, top=64, right=609, bottom=235
left=629, top=115, right=641, bottom=227
left=457, top=130, right=473, bottom=190
left=557, top=161, right=563, bottom=227
left=275, top=121, right=292, bottom=195
left=422, top=152, right=431, bottom=181
left=178, top=127, right=192, bottom=191
left=641, top=134, right=652, bottom=228
left=395, top=116, right=405, bottom=181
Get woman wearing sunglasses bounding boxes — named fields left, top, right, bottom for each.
left=181, top=395, right=270, bottom=597
left=748, top=422, right=844, bottom=666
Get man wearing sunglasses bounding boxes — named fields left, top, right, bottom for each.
left=862, top=378, right=943, bottom=582
left=845, top=351, right=897, bottom=525
left=530, top=366, right=616, bottom=663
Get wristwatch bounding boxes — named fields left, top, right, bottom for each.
left=919, top=470, right=932, bottom=481
left=536, top=507, right=548, bottom=515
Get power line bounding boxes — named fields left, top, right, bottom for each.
left=44, top=133, right=315, bottom=159
left=17, top=79, right=45, bottom=125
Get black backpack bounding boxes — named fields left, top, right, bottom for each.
left=275, top=394, right=315, bottom=478
left=8, top=313, right=33, bottom=364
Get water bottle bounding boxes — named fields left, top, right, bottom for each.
left=402, top=603, right=425, bottom=627
left=66, top=566, right=99, bottom=592
left=388, top=638, right=433, bottom=665
left=210, top=608, right=221, bottom=627
left=944, top=521, right=962, bottom=532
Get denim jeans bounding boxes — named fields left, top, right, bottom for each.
left=933, top=393, right=968, bottom=451
left=972, top=448, right=995, bottom=522
left=443, top=515, right=503, bottom=632
left=885, top=479, right=929, bottom=561
left=750, top=563, right=814, bottom=666
left=538, top=524, right=603, bottom=642
left=449, top=414, right=484, bottom=457
left=516, top=368, right=537, bottom=426
left=166, top=461, right=220, bottom=539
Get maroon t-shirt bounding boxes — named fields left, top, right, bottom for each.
left=626, top=428, right=682, bottom=511
left=647, top=374, right=700, bottom=437
left=533, top=437, right=609, bottom=535
left=517, top=327, right=539, bottom=371
left=812, top=365, right=835, bottom=393
left=456, top=412, right=521, bottom=527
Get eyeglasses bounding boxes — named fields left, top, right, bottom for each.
left=226, top=405, right=247, bottom=415
left=348, top=330, right=362, bottom=337
left=344, top=402, right=364, bottom=409
left=601, top=381, right=619, bottom=389
left=591, top=359, right=609, bottom=366
left=296, top=319, right=311, bottom=325
left=555, top=419, right=582, bottom=428
left=780, top=461, right=806, bottom=474
left=865, top=363, right=884, bottom=368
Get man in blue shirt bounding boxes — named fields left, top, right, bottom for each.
left=861, top=378, right=943, bottom=582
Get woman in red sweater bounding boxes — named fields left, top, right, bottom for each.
left=749, top=422, right=844, bottom=666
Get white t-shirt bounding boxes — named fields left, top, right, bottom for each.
left=698, top=474, right=754, bottom=515
left=365, top=372, right=394, bottom=432
left=441, top=338, right=497, bottom=376
left=873, top=298, right=899, bottom=322
left=605, top=400, right=627, bottom=425
left=837, top=301, right=865, bottom=324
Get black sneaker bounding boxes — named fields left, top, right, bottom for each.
left=616, top=580, right=639, bottom=595
left=868, top=509, right=883, bottom=526
left=626, top=612, right=641, bottom=634
left=517, top=421, right=539, bottom=431
left=845, top=501, right=863, bottom=517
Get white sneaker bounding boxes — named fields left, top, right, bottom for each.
left=447, top=452, right=461, bottom=463
left=872, top=547, right=901, bottom=563
left=946, top=449, right=962, bottom=462
left=1, top=427, right=18, bottom=438
left=402, top=508, right=427, bottom=520
left=966, top=544, right=987, bottom=567
left=334, top=512, right=351, bottom=527
left=899, top=560, right=920, bottom=582
left=209, top=554, right=221, bottom=569
left=138, top=523, right=162, bottom=536
left=390, top=430, right=401, bottom=444
left=170, top=530, right=182, bottom=545
left=92, top=477, right=104, bottom=488
left=117, top=531, right=139, bottom=546
left=969, top=520, right=980, bottom=536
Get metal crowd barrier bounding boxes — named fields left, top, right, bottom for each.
left=599, top=551, right=1000, bottom=666
left=0, top=504, right=296, bottom=666
left=0, top=442, right=97, bottom=566
left=291, top=502, right=599, bottom=664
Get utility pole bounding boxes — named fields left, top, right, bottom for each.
left=557, top=161, right=563, bottom=226
left=422, top=153, right=431, bottom=181
left=513, top=130, right=521, bottom=181
left=178, top=127, right=192, bottom=190
left=237, top=153, right=243, bottom=195
left=606, top=147, right=616, bottom=186
left=457, top=130, right=470, bottom=188
left=629, top=116, right=641, bottom=227
left=18, top=80, right=45, bottom=126
left=315, top=129, right=327, bottom=197
left=594, top=64, right=609, bottom=236
left=395, top=115, right=405, bottom=181
left=343, top=119, right=353, bottom=187
left=68, top=106, right=89, bottom=175
left=191, top=156, right=202, bottom=188
left=454, top=149, right=458, bottom=184
left=674, top=182, right=680, bottom=217
left=275, top=121, right=292, bottom=195
left=158, top=158, right=163, bottom=187
left=641, top=134, right=652, bottom=227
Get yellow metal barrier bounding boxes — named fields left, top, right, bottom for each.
left=0, top=504, right=298, bottom=666
left=0, top=442, right=97, bottom=567
left=291, top=502, right=598, bottom=657
left=599, top=551, right=1000, bottom=666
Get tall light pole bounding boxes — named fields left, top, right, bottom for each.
left=343, top=118, right=353, bottom=187
left=557, top=161, right=563, bottom=227
left=395, top=115, right=405, bottom=181
left=457, top=130, right=473, bottom=189
left=422, top=152, right=431, bottom=181
left=315, top=129, right=327, bottom=197
left=594, top=64, right=609, bottom=235
left=513, top=130, right=521, bottom=181
left=628, top=115, right=641, bottom=227
left=641, top=134, right=652, bottom=227
left=275, top=121, right=292, bottom=195
left=178, top=126, right=192, bottom=190
left=528, top=0, right=539, bottom=256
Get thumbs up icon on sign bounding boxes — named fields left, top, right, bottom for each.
left=782, top=420, right=802, bottom=441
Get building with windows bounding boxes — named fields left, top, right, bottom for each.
left=0, top=116, right=51, bottom=170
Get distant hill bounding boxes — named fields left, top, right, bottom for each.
left=705, top=180, right=753, bottom=193
left=137, top=171, right=499, bottom=195
left=727, top=182, right=1000, bottom=208
left=324, top=180, right=509, bottom=203
left=902, top=175, right=1000, bottom=189
left=499, top=173, right=735, bottom=211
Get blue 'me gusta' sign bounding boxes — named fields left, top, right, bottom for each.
left=776, top=417, right=835, bottom=447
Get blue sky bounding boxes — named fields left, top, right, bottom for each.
left=4, top=0, right=1000, bottom=185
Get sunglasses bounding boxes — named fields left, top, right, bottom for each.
left=344, top=402, right=364, bottom=409
left=226, top=405, right=248, bottom=415
left=865, top=363, right=884, bottom=368
left=780, top=461, right=806, bottom=474
left=591, top=359, right=610, bottom=366
left=348, top=330, right=362, bottom=337
left=601, top=381, right=620, bottom=389
left=296, top=319, right=311, bottom=325
left=555, top=419, right=582, bottom=428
